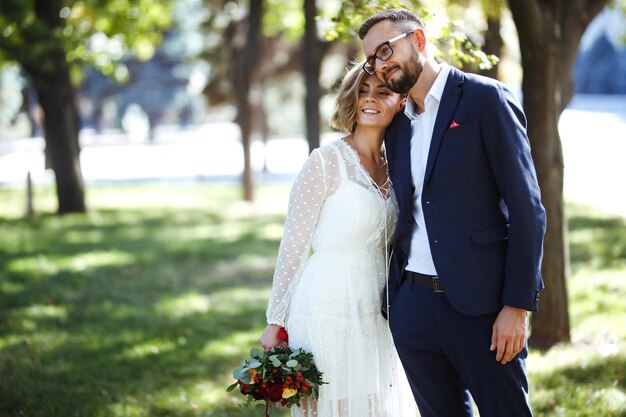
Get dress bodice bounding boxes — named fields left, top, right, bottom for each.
left=266, top=139, right=399, bottom=326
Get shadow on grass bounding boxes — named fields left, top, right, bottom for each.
left=2, top=195, right=624, bottom=417
left=0, top=203, right=287, bottom=417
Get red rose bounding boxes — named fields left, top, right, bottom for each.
left=266, top=382, right=283, bottom=402
left=278, top=327, right=289, bottom=343
left=252, top=386, right=266, bottom=400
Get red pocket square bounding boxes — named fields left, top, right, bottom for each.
left=449, top=121, right=460, bottom=129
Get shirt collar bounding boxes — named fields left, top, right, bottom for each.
left=404, top=64, right=451, bottom=120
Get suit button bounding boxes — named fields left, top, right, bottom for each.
left=434, top=239, right=439, bottom=243
left=426, top=200, right=432, bottom=205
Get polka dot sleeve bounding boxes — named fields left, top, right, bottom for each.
left=266, top=148, right=328, bottom=326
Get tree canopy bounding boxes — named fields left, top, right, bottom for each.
left=0, top=0, right=173, bottom=80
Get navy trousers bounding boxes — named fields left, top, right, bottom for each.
left=389, top=278, right=533, bottom=417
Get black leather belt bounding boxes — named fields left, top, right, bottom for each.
left=407, top=271, right=444, bottom=293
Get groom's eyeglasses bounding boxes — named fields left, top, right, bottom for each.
left=363, top=29, right=417, bottom=75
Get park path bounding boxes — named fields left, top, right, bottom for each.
left=1, top=94, right=625, bottom=218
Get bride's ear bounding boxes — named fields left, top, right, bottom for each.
left=398, top=94, right=407, bottom=112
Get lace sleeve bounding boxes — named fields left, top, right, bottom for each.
left=266, top=148, right=328, bottom=326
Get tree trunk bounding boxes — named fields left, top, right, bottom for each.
left=507, top=0, right=608, bottom=349
left=521, top=53, right=570, bottom=348
left=30, top=67, right=86, bottom=214
left=303, top=0, right=322, bottom=153
left=481, top=15, right=503, bottom=80
left=233, top=0, right=263, bottom=201
left=22, top=0, right=86, bottom=214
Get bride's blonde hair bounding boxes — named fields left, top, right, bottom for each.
left=330, top=61, right=368, bottom=133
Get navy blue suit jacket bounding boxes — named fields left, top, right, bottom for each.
left=385, top=67, right=546, bottom=316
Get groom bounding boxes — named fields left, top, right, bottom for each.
left=359, top=9, right=546, bottom=417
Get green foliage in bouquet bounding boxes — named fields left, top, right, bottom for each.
left=227, top=347, right=326, bottom=416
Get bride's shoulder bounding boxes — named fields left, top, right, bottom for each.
left=316, top=138, right=347, bottom=159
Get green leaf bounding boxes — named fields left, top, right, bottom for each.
left=226, top=382, right=238, bottom=392
left=232, top=367, right=243, bottom=379
left=249, top=359, right=262, bottom=368
left=269, top=355, right=282, bottom=367
left=250, top=347, right=262, bottom=358
left=233, top=367, right=251, bottom=384
left=286, top=359, right=298, bottom=367
left=268, top=405, right=280, bottom=417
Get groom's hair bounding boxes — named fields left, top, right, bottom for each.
left=358, top=8, right=425, bottom=40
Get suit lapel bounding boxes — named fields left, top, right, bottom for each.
left=391, top=114, right=412, bottom=208
left=423, top=68, right=465, bottom=185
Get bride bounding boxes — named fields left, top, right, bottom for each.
left=260, top=61, right=416, bottom=417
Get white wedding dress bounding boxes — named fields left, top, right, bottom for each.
left=266, top=139, right=417, bottom=417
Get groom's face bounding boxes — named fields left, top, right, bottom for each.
left=362, top=20, right=423, bottom=94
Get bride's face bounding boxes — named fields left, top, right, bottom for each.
left=355, top=74, right=404, bottom=128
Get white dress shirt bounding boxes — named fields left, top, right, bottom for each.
left=405, top=64, right=451, bottom=275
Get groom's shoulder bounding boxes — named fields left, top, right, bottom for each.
left=456, top=68, right=515, bottom=98
left=388, top=109, right=410, bottom=130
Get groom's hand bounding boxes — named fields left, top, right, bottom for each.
left=490, top=306, right=527, bottom=365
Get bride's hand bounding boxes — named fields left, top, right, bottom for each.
left=260, top=324, right=288, bottom=351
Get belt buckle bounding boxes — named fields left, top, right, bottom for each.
left=432, top=277, right=444, bottom=293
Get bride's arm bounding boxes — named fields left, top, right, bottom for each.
left=263, top=148, right=330, bottom=338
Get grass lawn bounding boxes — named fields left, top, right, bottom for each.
left=0, top=184, right=624, bottom=417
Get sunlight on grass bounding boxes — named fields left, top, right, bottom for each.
left=155, top=292, right=211, bottom=318
left=209, top=287, right=270, bottom=315
left=148, top=379, right=255, bottom=416
left=7, top=255, right=58, bottom=276
left=24, top=304, right=67, bottom=319
left=7, top=250, right=135, bottom=276
left=529, top=347, right=626, bottom=416
left=237, top=254, right=276, bottom=270
left=0, top=331, right=69, bottom=353
left=106, top=401, right=150, bottom=417
left=201, top=330, right=259, bottom=358
left=592, top=388, right=626, bottom=416
left=64, top=228, right=107, bottom=245
left=597, top=388, right=626, bottom=414
left=256, top=223, right=285, bottom=241
left=211, top=256, right=275, bottom=283
left=0, top=187, right=57, bottom=217
left=120, top=340, right=178, bottom=360
left=530, top=344, right=608, bottom=375
left=569, top=268, right=626, bottom=346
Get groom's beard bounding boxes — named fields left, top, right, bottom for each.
left=384, top=52, right=423, bottom=94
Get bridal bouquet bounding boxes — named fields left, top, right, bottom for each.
left=227, top=330, right=326, bottom=416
